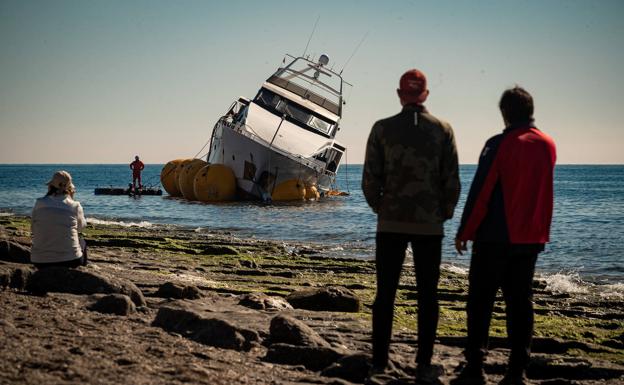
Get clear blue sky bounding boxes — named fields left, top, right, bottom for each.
left=1, top=0, right=622, bottom=164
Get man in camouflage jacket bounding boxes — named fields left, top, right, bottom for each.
left=362, top=69, right=460, bottom=383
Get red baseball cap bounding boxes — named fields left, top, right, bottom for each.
left=398, top=69, right=428, bottom=104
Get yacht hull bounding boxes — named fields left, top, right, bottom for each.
left=208, top=120, right=333, bottom=201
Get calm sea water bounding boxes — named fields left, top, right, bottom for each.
left=0, top=164, right=622, bottom=292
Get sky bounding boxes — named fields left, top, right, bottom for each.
left=1, top=0, right=622, bottom=164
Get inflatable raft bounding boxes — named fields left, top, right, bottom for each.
left=94, top=187, right=162, bottom=196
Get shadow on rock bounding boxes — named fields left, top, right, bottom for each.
left=528, top=355, right=624, bottom=381
left=0, top=265, right=33, bottom=290
left=268, top=314, right=330, bottom=347
left=0, top=240, right=31, bottom=264
left=264, top=343, right=347, bottom=371
left=321, top=353, right=372, bottom=383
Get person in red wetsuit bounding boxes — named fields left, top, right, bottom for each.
left=451, top=87, right=556, bottom=385
left=130, top=155, right=145, bottom=189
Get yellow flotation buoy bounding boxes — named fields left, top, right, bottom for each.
left=304, top=184, right=320, bottom=200
left=174, top=159, right=193, bottom=193
left=161, top=159, right=185, bottom=197
left=194, top=164, right=236, bottom=202
left=272, top=179, right=306, bottom=201
left=179, top=159, right=207, bottom=201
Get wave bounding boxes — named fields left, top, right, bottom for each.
left=87, top=217, right=154, bottom=228
left=539, top=271, right=623, bottom=299
left=0, top=212, right=14, bottom=217
left=541, top=272, right=589, bottom=294
left=439, top=265, right=623, bottom=299
left=597, top=282, right=624, bottom=299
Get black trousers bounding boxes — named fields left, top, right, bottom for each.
left=465, top=242, right=540, bottom=373
left=372, top=232, right=442, bottom=367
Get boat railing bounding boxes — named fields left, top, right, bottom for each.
left=217, top=116, right=337, bottom=178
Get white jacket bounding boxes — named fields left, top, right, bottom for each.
left=31, top=195, right=86, bottom=263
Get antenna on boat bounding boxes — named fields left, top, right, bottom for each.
left=302, top=15, right=320, bottom=57
left=340, top=31, right=369, bottom=75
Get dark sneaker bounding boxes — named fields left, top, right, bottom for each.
left=367, top=365, right=386, bottom=376
left=498, top=371, right=530, bottom=385
left=450, top=364, right=487, bottom=385
left=415, top=363, right=445, bottom=384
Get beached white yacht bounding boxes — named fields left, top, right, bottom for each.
left=206, top=54, right=350, bottom=201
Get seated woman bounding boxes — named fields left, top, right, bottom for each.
left=31, top=171, right=87, bottom=268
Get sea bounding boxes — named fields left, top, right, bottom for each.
left=0, top=164, right=622, bottom=298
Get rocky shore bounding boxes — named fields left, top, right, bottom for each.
left=1, top=215, right=623, bottom=385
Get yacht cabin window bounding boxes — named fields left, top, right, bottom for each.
left=254, top=88, right=335, bottom=136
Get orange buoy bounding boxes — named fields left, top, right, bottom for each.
left=272, top=179, right=306, bottom=201
left=179, top=159, right=207, bottom=201
left=194, top=164, right=237, bottom=202
left=161, top=159, right=185, bottom=196
left=174, top=159, right=193, bottom=193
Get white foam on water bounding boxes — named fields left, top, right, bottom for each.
left=442, top=263, right=469, bottom=275
left=0, top=212, right=14, bottom=217
left=87, top=217, right=154, bottom=228
left=598, top=282, right=624, bottom=299
left=542, top=272, right=589, bottom=294
left=443, top=265, right=622, bottom=299
left=541, top=272, right=623, bottom=299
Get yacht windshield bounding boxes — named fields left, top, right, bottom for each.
left=254, top=88, right=335, bottom=136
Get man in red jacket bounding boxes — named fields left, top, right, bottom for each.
left=452, top=87, right=556, bottom=385
left=130, top=155, right=145, bottom=190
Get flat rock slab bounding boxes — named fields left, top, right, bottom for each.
left=286, top=286, right=360, bottom=312
left=26, top=267, right=146, bottom=306
left=154, top=281, right=202, bottom=299
left=264, top=343, right=347, bottom=371
left=88, top=294, right=136, bottom=316
left=269, top=314, right=330, bottom=347
left=239, top=292, right=293, bottom=311
left=153, top=301, right=260, bottom=351
left=321, top=353, right=372, bottom=383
